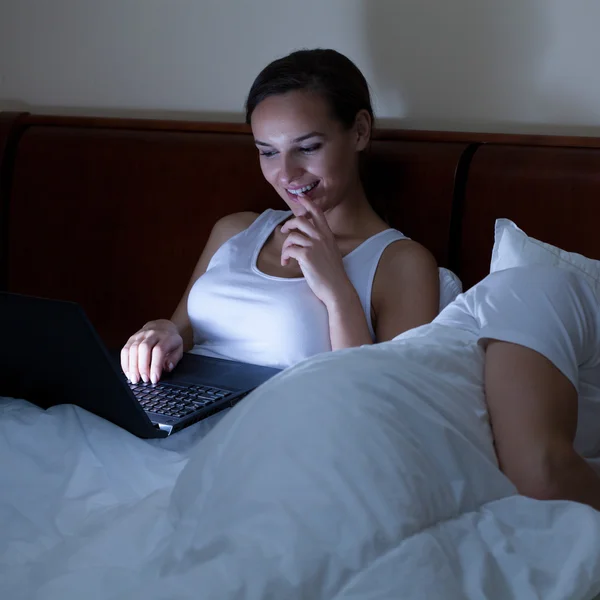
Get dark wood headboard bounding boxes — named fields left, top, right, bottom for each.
left=457, top=144, right=600, bottom=288
left=2, top=111, right=600, bottom=346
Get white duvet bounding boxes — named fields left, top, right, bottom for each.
left=2, top=324, right=600, bottom=600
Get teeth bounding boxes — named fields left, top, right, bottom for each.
left=288, top=181, right=318, bottom=195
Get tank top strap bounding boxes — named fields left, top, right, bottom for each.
left=247, top=209, right=292, bottom=250
left=206, top=209, right=291, bottom=271
left=343, top=228, right=410, bottom=271
left=363, top=228, right=410, bottom=254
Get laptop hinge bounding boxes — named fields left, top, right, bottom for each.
left=156, top=423, right=174, bottom=435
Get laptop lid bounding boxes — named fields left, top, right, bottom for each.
left=0, top=293, right=164, bottom=438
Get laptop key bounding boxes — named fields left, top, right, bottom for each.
left=137, top=380, right=234, bottom=418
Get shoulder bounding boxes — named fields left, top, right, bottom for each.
left=210, top=211, right=260, bottom=244
left=202, top=211, right=260, bottom=257
left=213, top=211, right=260, bottom=235
left=370, top=238, right=440, bottom=336
left=372, top=238, right=439, bottom=308
left=376, top=238, right=438, bottom=278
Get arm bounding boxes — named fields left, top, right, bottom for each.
left=280, top=198, right=374, bottom=350
left=327, top=240, right=439, bottom=348
left=326, top=283, right=375, bottom=350
left=485, top=340, right=600, bottom=510
left=371, top=240, right=439, bottom=342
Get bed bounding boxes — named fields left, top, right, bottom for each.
left=2, top=113, right=600, bottom=599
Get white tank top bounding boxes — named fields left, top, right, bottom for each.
left=187, top=209, right=408, bottom=369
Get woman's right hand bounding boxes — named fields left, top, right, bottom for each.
left=120, top=319, right=184, bottom=385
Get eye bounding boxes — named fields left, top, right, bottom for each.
left=300, top=143, right=322, bottom=154
left=258, top=149, right=278, bottom=158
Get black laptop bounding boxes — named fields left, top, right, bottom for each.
left=0, top=293, right=280, bottom=438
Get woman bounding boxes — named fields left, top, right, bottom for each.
left=121, top=49, right=440, bottom=385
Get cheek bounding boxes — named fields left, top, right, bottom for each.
left=319, top=149, right=354, bottom=184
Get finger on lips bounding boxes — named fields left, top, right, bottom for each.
left=297, top=199, right=329, bottom=234
left=296, top=196, right=325, bottom=221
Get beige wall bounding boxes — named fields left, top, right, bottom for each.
left=2, top=0, right=600, bottom=135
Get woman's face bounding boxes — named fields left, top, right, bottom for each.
left=250, top=90, right=370, bottom=216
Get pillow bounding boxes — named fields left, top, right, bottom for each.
left=491, top=218, right=600, bottom=286
left=438, top=267, right=462, bottom=311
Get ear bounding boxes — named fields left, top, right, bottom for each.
left=354, top=109, right=372, bottom=152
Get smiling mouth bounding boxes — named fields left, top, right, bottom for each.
left=287, top=181, right=319, bottom=196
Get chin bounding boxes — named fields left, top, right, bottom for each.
left=309, top=196, right=339, bottom=213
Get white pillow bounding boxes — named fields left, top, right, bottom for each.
left=438, top=267, right=462, bottom=311
left=491, top=218, right=600, bottom=286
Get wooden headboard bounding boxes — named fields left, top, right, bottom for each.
left=2, top=112, right=600, bottom=347
left=457, top=143, right=600, bottom=288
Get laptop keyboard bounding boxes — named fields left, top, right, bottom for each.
left=129, top=381, right=233, bottom=419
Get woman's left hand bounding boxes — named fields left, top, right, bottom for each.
left=280, top=197, right=352, bottom=307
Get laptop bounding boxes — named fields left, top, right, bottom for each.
left=0, top=293, right=281, bottom=438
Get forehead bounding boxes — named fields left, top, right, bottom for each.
left=250, top=90, right=340, bottom=143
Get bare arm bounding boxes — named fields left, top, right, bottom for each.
left=485, top=340, right=600, bottom=510
left=371, top=240, right=439, bottom=342
left=326, top=285, right=375, bottom=350
left=327, top=240, right=439, bottom=349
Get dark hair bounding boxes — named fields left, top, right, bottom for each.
left=245, top=48, right=374, bottom=129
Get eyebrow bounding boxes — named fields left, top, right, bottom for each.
left=254, top=131, right=325, bottom=147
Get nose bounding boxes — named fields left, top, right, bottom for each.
left=278, top=153, right=303, bottom=187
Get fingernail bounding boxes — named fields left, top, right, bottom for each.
left=150, top=373, right=158, bottom=385
left=168, top=362, right=174, bottom=372
left=141, top=374, right=149, bottom=383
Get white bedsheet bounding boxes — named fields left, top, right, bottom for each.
left=2, top=324, right=600, bottom=599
